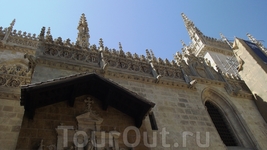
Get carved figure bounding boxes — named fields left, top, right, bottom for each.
left=24, top=53, right=36, bottom=77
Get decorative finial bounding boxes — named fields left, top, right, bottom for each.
left=2, top=19, right=16, bottom=42
left=46, top=27, right=51, bottom=36
left=10, top=19, right=16, bottom=29
left=99, top=38, right=104, bottom=48
left=181, top=13, right=203, bottom=39
left=146, top=49, right=151, bottom=60
left=150, top=49, right=156, bottom=60
left=39, top=27, right=45, bottom=41
left=76, top=13, right=90, bottom=49
left=181, top=13, right=193, bottom=26
left=119, top=42, right=122, bottom=51
left=180, top=40, right=187, bottom=47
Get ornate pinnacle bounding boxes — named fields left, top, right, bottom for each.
left=119, top=42, right=122, bottom=51
left=46, top=27, right=51, bottom=36
left=150, top=49, right=156, bottom=61
left=39, top=27, right=45, bottom=40
left=78, top=13, right=89, bottom=30
left=3, top=19, right=16, bottom=42
left=10, top=19, right=15, bottom=29
left=180, top=40, right=187, bottom=47
left=99, top=38, right=104, bottom=48
left=181, top=13, right=193, bottom=26
left=146, top=49, right=151, bottom=60
left=76, top=13, right=90, bottom=49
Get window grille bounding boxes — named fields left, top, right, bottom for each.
left=205, top=101, right=238, bottom=146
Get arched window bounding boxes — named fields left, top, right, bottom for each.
left=205, top=101, right=238, bottom=146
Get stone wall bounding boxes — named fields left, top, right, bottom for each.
left=109, top=77, right=267, bottom=149
left=109, top=77, right=224, bottom=149
left=0, top=43, right=32, bottom=150
left=31, top=65, right=78, bottom=83
left=0, top=98, right=24, bottom=150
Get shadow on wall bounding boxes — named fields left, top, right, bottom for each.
left=254, top=94, right=267, bottom=123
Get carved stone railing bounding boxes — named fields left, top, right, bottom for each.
left=39, top=39, right=186, bottom=82
left=7, top=30, right=39, bottom=48
left=0, top=26, right=39, bottom=48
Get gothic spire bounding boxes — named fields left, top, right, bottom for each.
left=181, top=13, right=203, bottom=39
left=181, top=13, right=193, bottom=27
left=76, top=13, right=90, bottom=49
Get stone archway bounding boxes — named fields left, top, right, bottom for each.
left=201, top=88, right=255, bottom=149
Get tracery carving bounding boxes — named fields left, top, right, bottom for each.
left=0, top=63, right=31, bottom=88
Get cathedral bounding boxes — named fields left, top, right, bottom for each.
left=0, top=13, right=267, bottom=150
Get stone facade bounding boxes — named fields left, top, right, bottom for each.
left=0, top=13, right=267, bottom=150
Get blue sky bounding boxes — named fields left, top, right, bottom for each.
left=1, top=0, right=266, bottom=60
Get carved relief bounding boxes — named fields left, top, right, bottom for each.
left=0, top=63, right=31, bottom=87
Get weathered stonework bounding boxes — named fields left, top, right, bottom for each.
left=0, top=13, right=267, bottom=150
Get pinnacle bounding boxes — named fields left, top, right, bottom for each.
left=78, top=13, right=88, bottom=28
left=181, top=13, right=190, bottom=24
left=119, top=42, right=122, bottom=51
